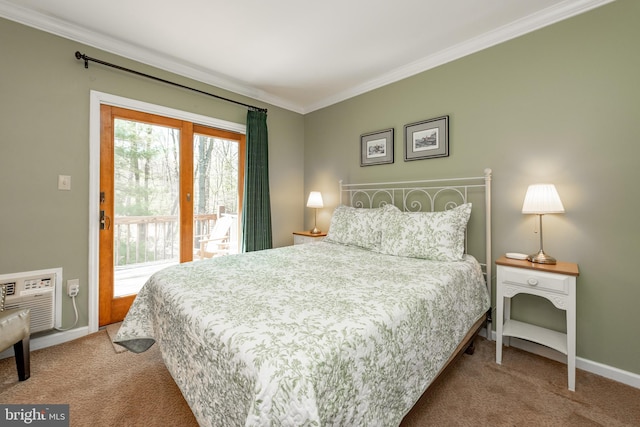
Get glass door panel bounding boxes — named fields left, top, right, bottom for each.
left=193, top=133, right=240, bottom=260
left=113, top=118, right=180, bottom=296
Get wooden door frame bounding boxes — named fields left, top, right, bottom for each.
left=88, top=91, right=246, bottom=332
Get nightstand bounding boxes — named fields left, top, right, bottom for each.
left=293, top=231, right=327, bottom=245
left=495, top=255, right=579, bottom=391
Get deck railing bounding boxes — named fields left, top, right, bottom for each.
left=114, top=213, right=221, bottom=266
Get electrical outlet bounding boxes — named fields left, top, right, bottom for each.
left=67, top=279, right=79, bottom=297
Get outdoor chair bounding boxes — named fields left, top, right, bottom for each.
left=195, top=214, right=235, bottom=259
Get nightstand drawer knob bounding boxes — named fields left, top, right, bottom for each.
left=527, top=277, right=539, bottom=286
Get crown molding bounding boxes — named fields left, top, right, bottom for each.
left=0, top=0, right=304, bottom=113
left=302, top=0, right=615, bottom=113
left=1, top=0, right=614, bottom=115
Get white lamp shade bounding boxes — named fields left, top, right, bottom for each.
left=522, top=184, right=565, bottom=214
left=306, top=191, right=324, bottom=208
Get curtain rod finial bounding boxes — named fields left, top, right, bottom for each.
left=75, top=51, right=88, bottom=68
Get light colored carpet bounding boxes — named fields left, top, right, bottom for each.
left=0, top=330, right=197, bottom=426
left=1, top=331, right=639, bottom=426
left=402, top=337, right=640, bottom=426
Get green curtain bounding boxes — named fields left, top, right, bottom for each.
left=241, top=109, right=272, bottom=252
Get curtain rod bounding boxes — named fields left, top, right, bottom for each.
left=74, top=51, right=267, bottom=114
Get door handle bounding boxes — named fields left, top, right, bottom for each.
left=100, top=210, right=111, bottom=230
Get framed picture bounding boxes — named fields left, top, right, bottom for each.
left=404, top=115, right=449, bottom=161
left=360, top=128, right=394, bottom=166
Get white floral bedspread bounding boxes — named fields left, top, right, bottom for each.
left=115, top=242, right=489, bottom=426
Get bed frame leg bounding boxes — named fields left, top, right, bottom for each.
left=465, top=339, right=476, bottom=355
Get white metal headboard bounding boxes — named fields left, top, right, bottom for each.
left=339, top=168, right=492, bottom=334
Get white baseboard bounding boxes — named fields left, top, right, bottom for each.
left=0, top=326, right=89, bottom=360
left=484, top=328, right=640, bottom=390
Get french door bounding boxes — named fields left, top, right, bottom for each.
left=98, top=105, right=245, bottom=326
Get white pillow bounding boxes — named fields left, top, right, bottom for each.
left=377, top=203, right=472, bottom=261
left=325, top=204, right=400, bottom=250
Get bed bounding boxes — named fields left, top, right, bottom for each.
left=114, top=169, right=493, bottom=426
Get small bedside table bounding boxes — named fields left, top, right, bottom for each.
left=293, top=231, right=327, bottom=245
left=495, top=255, right=579, bottom=391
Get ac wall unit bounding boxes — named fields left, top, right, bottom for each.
left=1, top=269, right=59, bottom=334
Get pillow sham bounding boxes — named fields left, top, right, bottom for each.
left=325, top=204, right=400, bottom=250
left=377, top=203, right=472, bottom=261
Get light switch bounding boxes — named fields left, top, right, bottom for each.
left=58, top=175, right=71, bottom=190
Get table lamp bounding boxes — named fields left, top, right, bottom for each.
left=522, top=184, right=565, bottom=264
left=306, top=191, right=324, bottom=234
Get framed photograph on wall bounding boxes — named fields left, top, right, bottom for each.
left=404, top=115, right=449, bottom=161
left=360, top=128, right=394, bottom=166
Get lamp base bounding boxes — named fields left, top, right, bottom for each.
left=527, top=250, right=557, bottom=265
left=309, top=227, right=322, bottom=235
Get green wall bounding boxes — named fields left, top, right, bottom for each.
left=2, top=1, right=639, bottom=377
left=304, top=0, right=640, bottom=375
left=0, top=18, right=305, bottom=329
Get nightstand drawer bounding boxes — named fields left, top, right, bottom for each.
left=502, top=266, right=570, bottom=294
left=294, top=234, right=316, bottom=245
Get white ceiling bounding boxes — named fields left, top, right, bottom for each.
left=1, top=0, right=612, bottom=113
